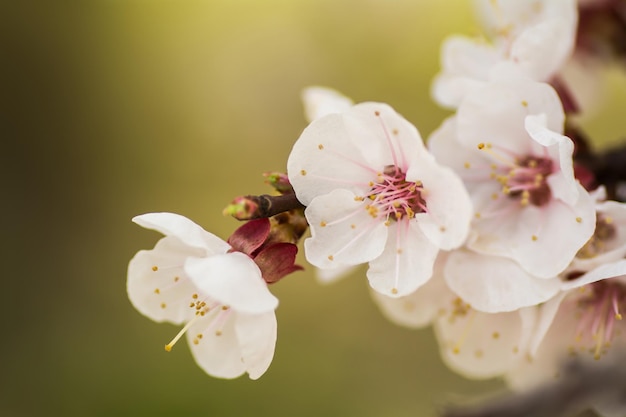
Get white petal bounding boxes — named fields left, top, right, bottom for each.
left=303, top=189, right=388, bottom=268
left=301, top=86, right=353, bottom=122
left=469, top=185, right=596, bottom=278
left=509, top=18, right=576, bottom=81
left=527, top=292, right=568, bottom=356
left=133, top=212, right=231, bottom=254
left=505, top=302, right=579, bottom=390
left=184, top=252, right=278, bottom=314
left=367, top=221, right=439, bottom=297
left=456, top=80, right=564, bottom=155
left=444, top=250, right=560, bottom=313
left=234, top=311, right=277, bottom=380
left=562, top=260, right=626, bottom=292
left=370, top=257, right=451, bottom=328
left=187, top=312, right=246, bottom=379
left=435, top=307, right=528, bottom=379
left=431, top=35, right=499, bottom=108
left=287, top=102, right=425, bottom=205
left=314, top=264, right=359, bottom=284
left=408, top=153, right=472, bottom=250
left=525, top=114, right=577, bottom=206
left=127, top=236, right=201, bottom=324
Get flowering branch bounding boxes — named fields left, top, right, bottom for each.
left=441, top=356, right=626, bottom=417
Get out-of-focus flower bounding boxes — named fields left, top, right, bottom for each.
left=506, top=200, right=626, bottom=416
left=505, top=265, right=626, bottom=417
left=288, top=102, right=472, bottom=297
left=429, top=79, right=595, bottom=279
left=301, top=86, right=354, bottom=122
left=371, top=254, right=537, bottom=379
left=127, top=212, right=279, bottom=380
left=432, top=0, right=578, bottom=108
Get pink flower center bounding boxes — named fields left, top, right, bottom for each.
left=577, top=214, right=617, bottom=259
left=362, top=165, right=427, bottom=222
left=573, top=280, right=625, bottom=360
left=477, top=143, right=554, bottom=207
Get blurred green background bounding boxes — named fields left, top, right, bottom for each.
left=4, top=1, right=625, bottom=416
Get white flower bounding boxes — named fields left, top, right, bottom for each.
left=429, top=79, right=595, bottom=279
left=288, top=102, right=472, bottom=297
left=127, top=212, right=279, bottom=380
left=371, top=254, right=537, bottom=379
left=432, top=0, right=578, bottom=108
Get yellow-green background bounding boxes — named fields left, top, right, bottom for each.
left=5, top=1, right=625, bottom=416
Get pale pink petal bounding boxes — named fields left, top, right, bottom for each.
left=303, top=189, right=388, bottom=268
left=133, top=212, right=231, bottom=254
left=234, top=311, right=277, bottom=380
left=367, top=221, right=438, bottom=297
left=127, top=236, right=202, bottom=324
left=184, top=252, right=278, bottom=314
left=444, top=250, right=560, bottom=313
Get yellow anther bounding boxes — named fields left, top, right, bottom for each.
left=478, top=143, right=485, bottom=150
left=391, top=288, right=398, bottom=295
left=160, top=303, right=167, bottom=309
left=192, top=294, right=198, bottom=299
left=464, top=162, right=471, bottom=169
left=154, top=288, right=160, bottom=294
left=492, top=332, right=500, bottom=339
left=151, top=266, right=158, bottom=272
left=318, top=144, right=324, bottom=150
left=320, top=221, right=327, bottom=227
left=300, top=169, right=307, bottom=176
left=328, top=255, right=334, bottom=261
left=521, top=100, right=528, bottom=107
left=576, top=217, right=582, bottom=223
left=532, top=235, right=538, bottom=241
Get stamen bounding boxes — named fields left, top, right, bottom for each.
left=165, top=316, right=199, bottom=352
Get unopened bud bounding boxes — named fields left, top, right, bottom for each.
left=223, top=197, right=259, bottom=220
left=263, top=172, right=294, bottom=194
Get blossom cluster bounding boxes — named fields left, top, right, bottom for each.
left=127, top=0, right=626, bottom=414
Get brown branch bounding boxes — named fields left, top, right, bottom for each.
left=223, top=193, right=305, bottom=220
left=441, top=357, right=626, bottom=417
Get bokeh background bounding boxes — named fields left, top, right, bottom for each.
left=5, top=1, right=626, bottom=416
